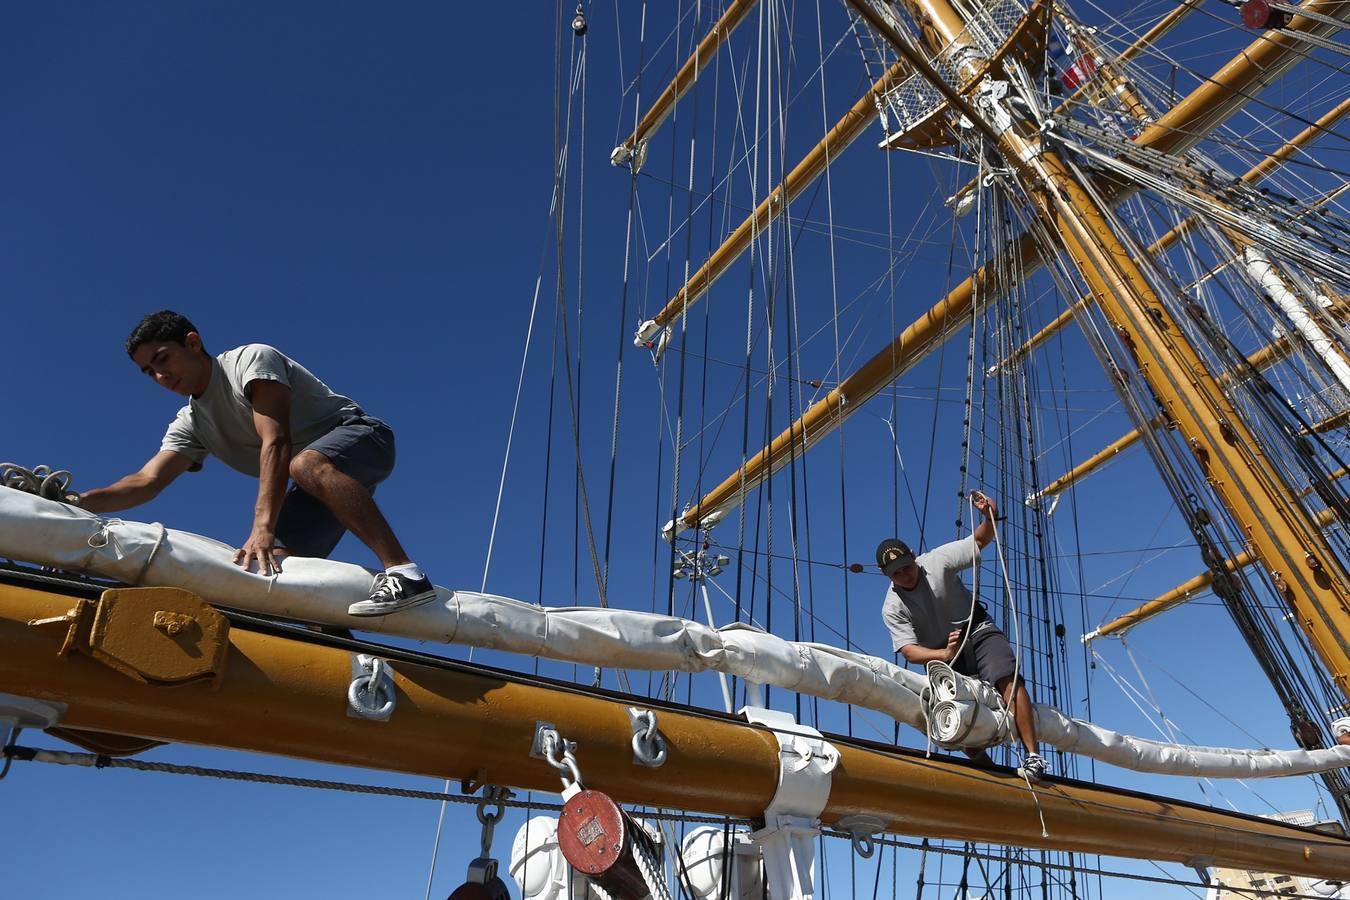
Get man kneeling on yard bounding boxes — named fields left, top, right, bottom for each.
left=80, top=310, right=436, bottom=617
left=877, top=491, right=1046, bottom=783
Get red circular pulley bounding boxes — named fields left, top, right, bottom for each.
left=558, top=789, right=628, bottom=877
left=1240, top=0, right=1288, bottom=29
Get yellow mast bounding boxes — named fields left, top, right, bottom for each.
left=1006, top=96, right=1349, bottom=506
left=989, top=96, right=1350, bottom=376
left=611, top=0, right=761, bottom=170
left=844, top=0, right=1350, bottom=695
left=671, top=0, right=1350, bottom=536
left=1029, top=420, right=1161, bottom=507
left=1029, top=332, right=1301, bottom=505
left=5, top=579, right=1350, bottom=877
left=635, top=58, right=912, bottom=346
left=941, top=0, right=1200, bottom=208
left=1087, top=508, right=1343, bottom=641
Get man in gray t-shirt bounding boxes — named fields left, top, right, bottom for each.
left=877, top=491, right=1045, bottom=783
left=79, top=310, right=438, bottom=617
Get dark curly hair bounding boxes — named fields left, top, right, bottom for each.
left=125, top=310, right=205, bottom=357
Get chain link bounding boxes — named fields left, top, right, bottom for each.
left=540, top=729, right=584, bottom=790
left=630, top=710, right=668, bottom=767
left=347, top=656, right=395, bottom=720
left=475, top=785, right=512, bottom=857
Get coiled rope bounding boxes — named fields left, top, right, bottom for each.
left=0, top=463, right=79, bottom=505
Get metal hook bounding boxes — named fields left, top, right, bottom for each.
left=475, top=785, right=513, bottom=857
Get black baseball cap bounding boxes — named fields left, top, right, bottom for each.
left=876, top=539, right=916, bottom=577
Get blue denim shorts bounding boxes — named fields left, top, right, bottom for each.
left=274, top=415, right=395, bottom=558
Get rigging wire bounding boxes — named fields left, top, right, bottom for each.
left=17, top=742, right=1337, bottom=898
left=424, top=6, right=592, bottom=894
left=598, top=0, right=646, bottom=603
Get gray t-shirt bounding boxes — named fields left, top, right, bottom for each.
left=881, top=537, right=986, bottom=652
left=161, top=344, right=364, bottom=476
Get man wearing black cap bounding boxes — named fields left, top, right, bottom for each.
left=876, top=491, right=1046, bottom=783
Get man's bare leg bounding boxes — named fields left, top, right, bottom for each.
left=997, top=675, right=1040, bottom=757
left=289, top=450, right=411, bottom=570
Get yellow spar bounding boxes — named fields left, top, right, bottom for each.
left=673, top=0, right=1350, bottom=537
left=5, top=576, right=1350, bottom=878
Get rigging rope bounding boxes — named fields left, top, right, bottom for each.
left=1, top=464, right=78, bottom=504
left=0, top=744, right=741, bottom=826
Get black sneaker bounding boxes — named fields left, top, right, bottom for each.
left=1017, top=752, right=1047, bottom=784
left=348, top=572, right=438, bottom=617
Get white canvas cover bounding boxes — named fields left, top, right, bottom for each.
left=4, top=490, right=1350, bottom=779
left=0, top=491, right=929, bottom=724
left=924, top=661, right=1350, bottom=778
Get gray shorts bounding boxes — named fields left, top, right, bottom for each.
left=953, top=622, right=1019, bottom=688
left=275, top=415, right=395, bottom=558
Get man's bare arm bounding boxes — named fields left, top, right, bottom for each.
left=79, top=451, right=196, bottom=513
left=971, top=491, right=998, bottom=550
left=899, top=631, right=962, bottom=665
left=233, top=379, right=292, bottom=575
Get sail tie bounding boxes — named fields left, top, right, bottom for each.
left=87, top=517, right=166, bottom=585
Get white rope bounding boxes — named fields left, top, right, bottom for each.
left=981, top=495, right=1050, bottom=835
left=987, top=500, right=1024, bottom=721
left=633, top=828, right=675, bottom=900
left=947, top=497, right=983, bottom=667
left=0, top=463, right=79, bottom=503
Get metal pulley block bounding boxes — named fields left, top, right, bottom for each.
left=447, top=858, right=512, bottom=900
left=558, top=789, right=663, bottom=899
left=1240, top=0, right=1291, bottom=28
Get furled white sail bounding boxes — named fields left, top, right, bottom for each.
left=923, top=661, right=1350, bottom=778
left=0, top=491, right=929, bottom=724
left=5, top=489, right=1349, bottom=779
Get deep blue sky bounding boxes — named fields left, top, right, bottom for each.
left=3, top=2, right=1344, bottom=897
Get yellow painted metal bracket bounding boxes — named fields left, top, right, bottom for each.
left=28, top=587, right=229, bottom=687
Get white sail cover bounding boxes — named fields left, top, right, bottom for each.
left=4, top=489, right=1350, bottom=779
left=0, top=491, right=929, bottom=724
left=922, top=662, right=1350, bottom=778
